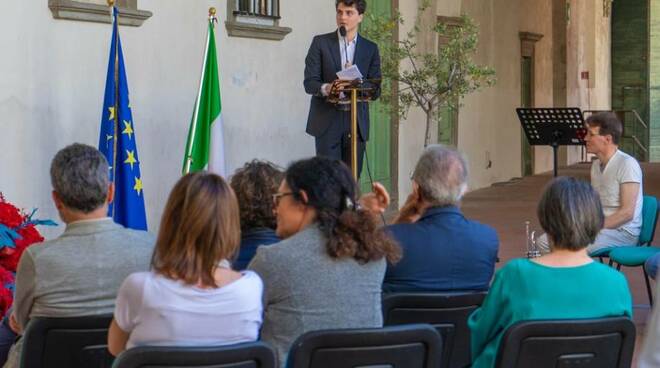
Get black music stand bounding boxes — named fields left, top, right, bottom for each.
left=516, top=108, right=587, bottom=177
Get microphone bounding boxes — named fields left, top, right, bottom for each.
left=339, top=26, right=350, bottom=68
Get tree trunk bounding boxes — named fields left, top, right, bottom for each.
left=424, top=109, right=433, bottom=147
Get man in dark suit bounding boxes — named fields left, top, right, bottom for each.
left=303, top=0, right=381, bottom=175
left=381, top=145, right=499, bottom=293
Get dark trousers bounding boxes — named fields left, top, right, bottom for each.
left=0, top=316, right=17, bottom=365
left=314, top=113, right=366, bottom=177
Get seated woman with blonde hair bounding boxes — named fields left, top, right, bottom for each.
left=468, top=177, right=632, bottom=368
left=108, top=172, right=263, bottom=356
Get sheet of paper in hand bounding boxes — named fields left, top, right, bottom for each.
left=336, top=65, right=363, bottom=80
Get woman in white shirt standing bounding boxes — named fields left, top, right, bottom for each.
left=108, top=172, right=263, bottom=356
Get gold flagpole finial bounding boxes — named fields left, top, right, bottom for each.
left=208, top=7, right=218, bottom=26
left=107, top=0, right=115, bottom=6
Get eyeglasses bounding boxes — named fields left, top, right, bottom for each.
left=272, top=192, right=294, bottom=207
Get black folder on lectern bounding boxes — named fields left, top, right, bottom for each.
left=516, top=107, right=587, bottom=177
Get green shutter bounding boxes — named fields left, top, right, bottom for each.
left=359, top=0, right=393, bottom=194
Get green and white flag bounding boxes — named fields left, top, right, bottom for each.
left=183, top=17, right=225, bottom=176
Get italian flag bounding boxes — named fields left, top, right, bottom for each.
left=183, top=19, right=225, bottom=176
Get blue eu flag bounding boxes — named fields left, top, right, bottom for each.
left=98, top=7, right=147, bottom=230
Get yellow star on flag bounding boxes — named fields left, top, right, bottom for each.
left=122, top=120, right=134, bottom=140
left=108, top=106, right=115, bottom=122
left=124, top=150, right=137, bottom=170
left=133, top=177, right=143, bottom=196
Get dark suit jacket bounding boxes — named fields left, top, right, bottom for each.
left=383, top=206, right=499, bottom=293
left=303, top=31, right=381, bottom=141
left=233, top=228, right=280, bottom=271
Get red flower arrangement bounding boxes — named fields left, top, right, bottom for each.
left=0, top=194, right=55, bottom=318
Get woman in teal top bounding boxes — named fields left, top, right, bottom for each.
left=468, top=177, right=633, bottom=368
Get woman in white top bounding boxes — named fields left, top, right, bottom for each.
left=107, top=172, right=263, bottom=356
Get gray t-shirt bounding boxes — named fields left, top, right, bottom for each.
left=591, top=149, right=643, bottom=236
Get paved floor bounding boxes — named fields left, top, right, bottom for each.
left=460, top=162, right=660, bottom=365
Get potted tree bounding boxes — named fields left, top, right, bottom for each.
left=363, top=2, right=496, bottom=146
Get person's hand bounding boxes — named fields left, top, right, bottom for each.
left=331, top=79, right=352, bottom=92
left=359, top=182, right=390, bottom=214
left=9, top=312, right=21, bottom=334
left=322, top=83, right=333, bottom=96
left=393, top=191, right=424, bottom=224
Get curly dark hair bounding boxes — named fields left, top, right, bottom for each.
left=230, top=160, right=284, bottom=232
left=285, top=156, right=401, bottom=264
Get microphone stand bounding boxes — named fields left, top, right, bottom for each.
left=339, top=26, right=350, bottom=69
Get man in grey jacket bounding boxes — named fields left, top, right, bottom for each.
left=2, top=143, right=154, bottom=368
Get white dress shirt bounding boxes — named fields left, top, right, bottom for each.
left=339, top=31, right=357, bottom=69
left=321, top=31, right=358, bottom=96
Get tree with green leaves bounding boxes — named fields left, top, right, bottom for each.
left=362, top=3, right=496, bottom=147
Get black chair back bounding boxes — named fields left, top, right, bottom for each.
left=20, top=315, right=114, bottom=368
left=495, top=317, right=636, bottom=368
left=111, top=342, right=277, bottom=368
left=287, top=324, right=442, bottom=368
left=382, top=292, right=487, bottom=368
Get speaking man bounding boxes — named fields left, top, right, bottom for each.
left=303, top=0, right=381, bottom=175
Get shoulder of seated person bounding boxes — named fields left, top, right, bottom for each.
left=498, top=258, right=528, bottom=274
left=123, top=271, right=151, bottom=286
left=252, top=234, right=311, bottom=264
left=384, top=222, right=415, bottom=233
left=236, top=270, right=264, bottom=289
left=591, top=262, right=630, bottom=290
left=467, top=221, right=499, bottom=240
left=252, top=240, right=286, bottom=261
left=592, top=260, right=627, bottom=275
left=461, top=216, right=495, bottom=230
left=617, top=151, right=640, bottom=164
left=24, top=236, right=65, bottom=256
left=116, top=227, right=155, bottom=242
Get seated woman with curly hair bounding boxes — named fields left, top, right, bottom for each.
left=230, top=160, right=283, bottom=270
left=248, top=156, right=401, bottom=366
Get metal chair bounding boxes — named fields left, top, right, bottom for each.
left=112, top=341, right=277, bottom=368
left=287, top=324, right=442, bottom=368
left=608, top=195, right=659, bottom=305
left=382, top=292, right=486, bottom=368
left=494, top=317, right=636, bottom=368
left=20, top=315, right=114, bottom=368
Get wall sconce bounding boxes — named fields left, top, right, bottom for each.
left=603, top=0, right=613, bottom=17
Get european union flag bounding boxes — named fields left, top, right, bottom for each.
left=98, top=7, right=147, bottom=231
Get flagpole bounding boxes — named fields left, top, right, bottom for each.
left=108, top=0, right=120, bottom=218
left=184, top=7, right=217, bottom=174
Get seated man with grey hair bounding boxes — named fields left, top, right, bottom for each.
left=382, top=145, right=499, bottom=292
left=1, top=143, right=154, bottom=368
